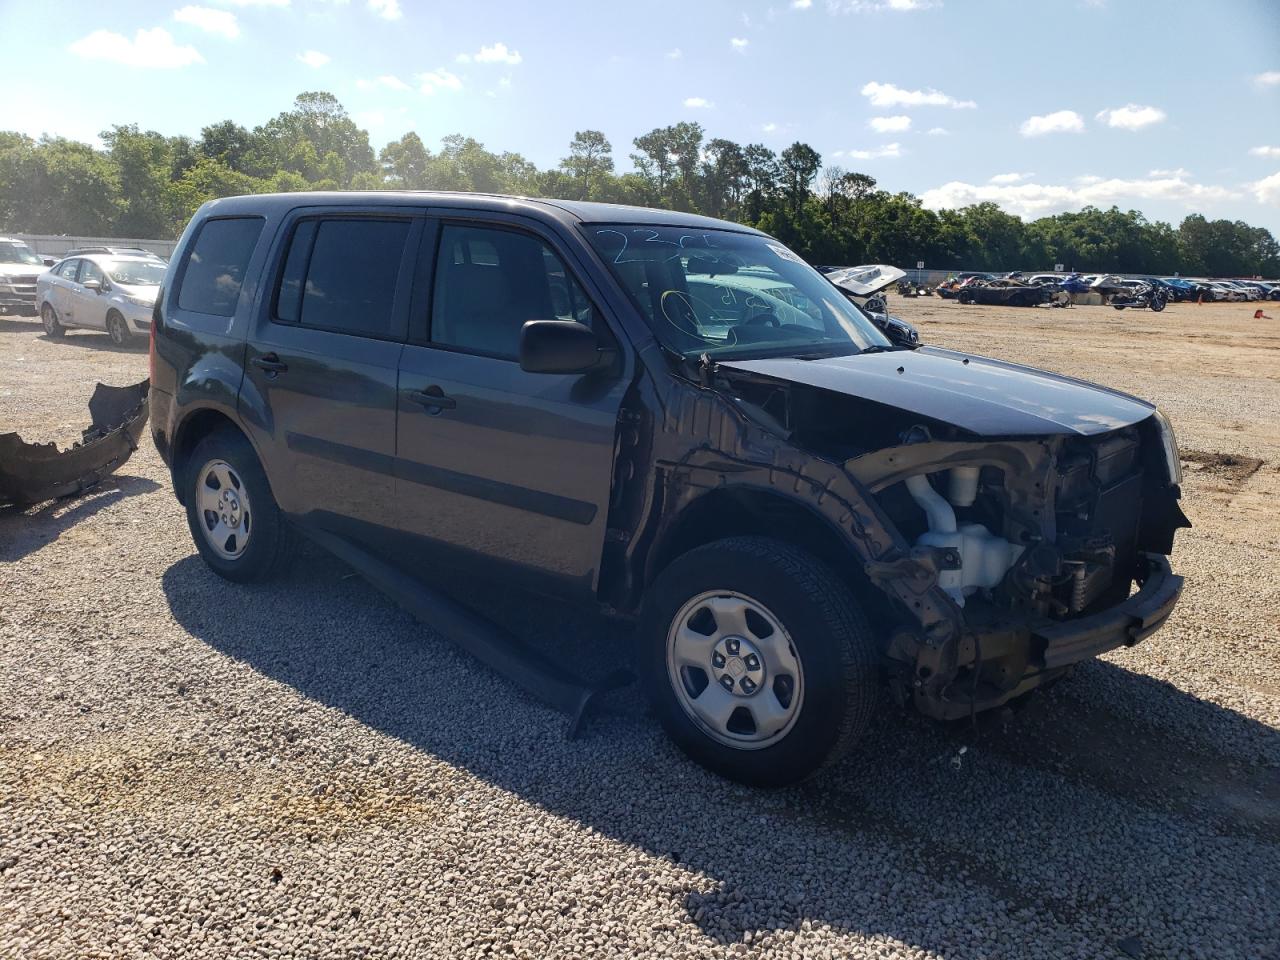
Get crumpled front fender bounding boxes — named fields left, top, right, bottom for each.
left=0, top=379, right=150, bottom=505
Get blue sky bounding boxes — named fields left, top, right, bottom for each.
left=2, top=0, right=1278, bottom=231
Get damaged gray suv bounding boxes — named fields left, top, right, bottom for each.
left=150, top=192, right=1188, bottom=785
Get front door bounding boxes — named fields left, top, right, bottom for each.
left=240, top=212, right=422, bottom=542
left=394, top=219, right=629, bottom=600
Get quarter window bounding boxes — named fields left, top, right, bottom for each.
left=176, top=217, right=264, bottom=317
left=432, top=224, right=595, bottom=360
left=274, top=218, right=410, bottom=338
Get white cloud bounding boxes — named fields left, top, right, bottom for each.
left=1019, top=110, right=1084, bottom=136
left=762, top=122, right=778, bottom=133
left=296, top=49, right=330, bottom=68
left=1252, top=171, right=1280, bottom=206
left=830, top=0, right=936, bottom=11
left=860, top=81, right=975, bottom=109
left=989, top=172, right=1032, bottom=184
left=418, top=68, right=462, bottom=94
left=355, top=110, right=385, bottom=129
left=1249, top=146, right=1280, bottom=159
left=921, top=172, right=1239, bottom=218
left=1253, top=71, right=1280, bottom=88
left=213, top=0, right=287, bottom=6
left=1096, top=104, right=1166, bottom=130
left=835, top=143, right=902, bottom=160
left=174, top=6, right=240, bottom=38
left=791, top=0, right=812, bottom=7
left=1149, top=167, right=1190, bottom=177
left=730, top=37, right=749, bottom=51
left=684, top=97, right=713, bottom=109
left=926, top=126, right=948, bottom=136
left=868, top=115, right=910, bottom=133
left=665, top=47, right=682, bottom=59
left=458, top=41, right=522, bottom=65
left=368, top=0, right=401, bottom=20
left=68, top=27, right=204, bottom=68
left=356, top=74, right=409, bottom=91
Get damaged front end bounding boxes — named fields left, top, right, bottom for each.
left=0, top=379, right=150, bottom=505
left=848, top=422, right=1189, bottom=718
left=641, top=348, right=1192, bottom=723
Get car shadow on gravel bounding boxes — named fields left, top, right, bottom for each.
left=0, top=317, right=41, bottom=334
left=161, top=549, right=1280, bottom=957
left=0, top=475, right=160, bottom=561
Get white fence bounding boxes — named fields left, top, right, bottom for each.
left=14, top=233, right=177, bottom=259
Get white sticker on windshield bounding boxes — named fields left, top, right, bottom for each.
left=766, top=243, right=804, bottom=264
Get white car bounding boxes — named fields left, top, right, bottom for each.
left=1203, top=281, right=1246, bottom=302
left=35, top=254, right=165, bottom=345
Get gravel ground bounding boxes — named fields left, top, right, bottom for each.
left=1, top=301, right=1278, bottom=960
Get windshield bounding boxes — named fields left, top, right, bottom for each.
left=586, top=226, right=888, bottom=359
left=0, top=241, right=43, bottom=266
left=106, top=259, right=166, bottom=285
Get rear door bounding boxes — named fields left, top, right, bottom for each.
left=240, top=209, right=422, bottom=542
left=394, top=216, right=629, bottom=600
left=49, top=259, right=80, bottom=319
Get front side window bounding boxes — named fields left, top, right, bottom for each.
left=432, top=224, right=594, bottom=360
left=176, top=217, right=264, bottom=317
left=586, top=225, right=887, bottom=360
left=273, top=218, right=409, bottom=338
left=79, top=261, right=105, bottom=286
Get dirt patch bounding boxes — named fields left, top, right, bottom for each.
left=1181, top=450, right=1265, bottom=492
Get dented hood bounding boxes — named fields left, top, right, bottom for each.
left=720, top=346, right=1154, bottom=437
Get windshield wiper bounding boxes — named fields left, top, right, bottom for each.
left=858, top=344, right=907, bottom=354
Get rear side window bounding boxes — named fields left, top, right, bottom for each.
left=56, top=259, right=80, bottom=280
left=273, top=218, right=410, bottom=338
left=176, top=217, right=264, bottom=317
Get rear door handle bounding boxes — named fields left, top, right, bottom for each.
left=252, top=354, right=288, bottom=375
left=409, top=386, right=456, bottom=411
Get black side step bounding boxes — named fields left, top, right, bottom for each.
left=302, top=527, right=634, bottom=739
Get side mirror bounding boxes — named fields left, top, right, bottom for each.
left=519, top=319, right=615, bottom=375
left=82, top=279, right=102, bottom=293
left=42, top=257, right=56, bottom=267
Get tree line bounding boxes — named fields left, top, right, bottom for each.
left=1, top=91, right=1276, bottom=277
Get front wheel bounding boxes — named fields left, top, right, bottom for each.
left=106, top=311, right=131, bottom=347
left=641, top=537, right=879, bottom=786
left=1150, top=296, right=1166, bottom=313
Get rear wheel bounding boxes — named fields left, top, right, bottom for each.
left=184, top=429, right=295, bottom=583
left=642, top=537, right=879, bottom=786
left=106, top=311, right=131, bottom=347
left=41, top=302, right=64, bottom=338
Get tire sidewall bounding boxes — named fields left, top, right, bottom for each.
left=184, top=430, right=287, bottom=583
left=641, top=539, right=872, bottom=786
left=107, top=312, right=128, bottom=346
left=41, top=303, right=63, bottom=337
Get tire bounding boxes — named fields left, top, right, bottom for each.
left=641, top=536, right=879, bottom=787
left=41, top=302, right=64, bottom=338
left=184, top=428, right=295, bottom=583
left=1113, top=305, right=1126, bottom=310
left=106, top=311, right=131, bottom=347
left=1150, top=296, right=1166, bottom=313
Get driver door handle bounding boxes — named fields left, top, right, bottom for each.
left=409, top=386, right=456, bottom=411
left=251, top=353, right=288, bottom=375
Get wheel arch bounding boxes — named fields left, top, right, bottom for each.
left=170, top=407, right=256, bottom=506
left=643, top=486, right=888, bottom=622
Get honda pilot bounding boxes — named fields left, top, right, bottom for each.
left=150, top=192, right=1189, bottom=785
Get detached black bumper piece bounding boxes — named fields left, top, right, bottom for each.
left=0, top=379, right=150, bottom=505
left=1034, top=553, right=1183, bottom=669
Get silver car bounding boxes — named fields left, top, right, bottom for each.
left=36, top=254, right=165, bottom=346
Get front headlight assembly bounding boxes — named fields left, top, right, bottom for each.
left=125, top=295, right=154, bottom=308
left=1153, top=408, right=1183, bottom=486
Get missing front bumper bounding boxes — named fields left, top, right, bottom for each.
left=914, top=553, right=1182, bottom=720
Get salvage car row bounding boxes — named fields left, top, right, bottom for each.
left=0, top=237, right=167, bottom=345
